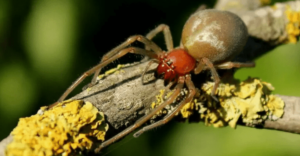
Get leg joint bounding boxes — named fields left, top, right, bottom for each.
left=127, top=35, right=142, bottom=43
left=83, top=72, right=90, bottom=77
left=158, top=23, right=168, bottom=29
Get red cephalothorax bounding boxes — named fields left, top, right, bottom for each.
left=157, top=49, right=196, bottom=81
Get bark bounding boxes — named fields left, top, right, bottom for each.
left=264, top=95, right=300, bottom=133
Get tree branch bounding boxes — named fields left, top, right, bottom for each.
left=1, top=0, right=300, bottom=155
left=71, top=61, right=300, bottom=134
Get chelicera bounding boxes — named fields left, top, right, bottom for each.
left=52, top=9, right=255, bottom=152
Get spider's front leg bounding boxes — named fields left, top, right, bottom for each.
left=89, top=24, right=174, bottom=88
left=145, top=24, right=174, bottom=51
left=87, top=35, right=164, bottom=88
left=51, top=36, right=162, bottom=107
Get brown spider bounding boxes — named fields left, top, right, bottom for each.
left=51, top=8, right=255, bottom=153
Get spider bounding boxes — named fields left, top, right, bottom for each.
left=51, top=8, right=255, bottom=153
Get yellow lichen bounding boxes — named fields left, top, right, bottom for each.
left=6, top=100, right=108, bottom=156
left=149, top=77, right=284, bottom=129
left=151, top=77, right=284, bottom=129
left=97, top=64, right=125, bottom=80
left=180, top=101, right=196, bottom=118
left=198, top=78, right=284, bottom=128
left=266, top=95, right=285, bottom=118
left=285, top=6, right=300, bottom=43
left=151, top=89, right=168, bottom=117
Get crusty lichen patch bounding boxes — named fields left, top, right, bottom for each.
left=150, top=89, right=174, bottom=119
left=180, top=101, right=196, bottom=118
left=200, top=78, right=284, bottom=128
left=97, top=64, right=125, bottom=80
left=151, top=90, right=166, bottom=117
left=285, top=5, right=300, bottom=43
left=6, top=100, right=108, bottom=156
left=150, top=78, right=284, bottom=129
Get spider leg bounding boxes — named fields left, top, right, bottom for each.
left=133, top=75, right=195, bottom=137
left=193, top=60, right=205, bottom=74
left=89, top=35, right=164, bottom=87
left=213, top=61, right=255, bottom=69
left=55, top=47, right=158, bottom=105
left=141, top=59, right=160, bottom=84
left=150, top=80, right=175, bottom=109
left=145, top=24, right=174, bottom=51
left=201, top=57, right=220, bottom=102
left=91, top=24, right=173, bottom=87
left=94, top=77, right=185, bottom=153
left=161, top=81, right=175, bottom=100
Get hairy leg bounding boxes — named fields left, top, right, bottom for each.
left=201, top=57, right=220, bottom=101
left=213, top=62, right=255, bottom=69
left=54, top=47, right=158, bottom=106
left=141, top=59, right=160, bottom=84
left=146, top=24, right=174, bottom=51
left=90, top=35, right=163, bottom=87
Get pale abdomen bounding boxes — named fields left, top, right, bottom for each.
left=181, top=9, right=248, bottom=64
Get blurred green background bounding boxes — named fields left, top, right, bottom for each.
left=0, top=0, right=299, bottom=155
